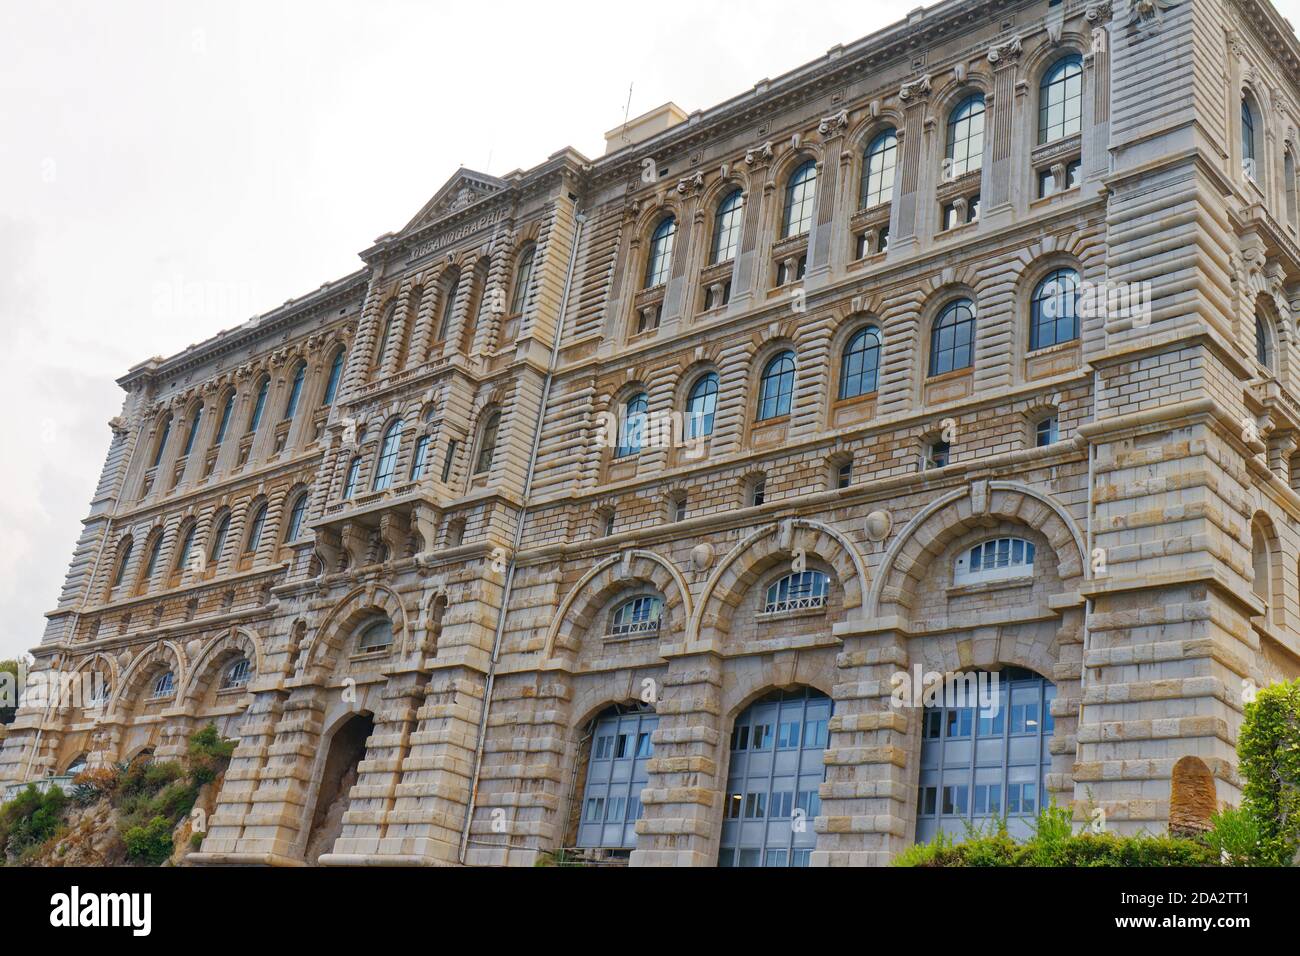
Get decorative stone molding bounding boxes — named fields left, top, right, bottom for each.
left=818, top=109, right=849, bottom=135
left=1127, top=0, right=1178, bottom=34
left=744, top=141, right=774, bottom=166
left=898, top=74, right=932, bottom=102
left=987, top=35, right=1022, bottom=64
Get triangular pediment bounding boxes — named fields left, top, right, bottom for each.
left=401, top=168, right=508, bottom=236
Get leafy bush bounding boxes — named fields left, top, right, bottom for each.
left=1204, top=808, right=1262, bottom=867
left=187, top=724, right=236, bottom=785
left=123, top=816, right=175, bottom=866
left=0, top=785, right=68, bottom=857
left=1238, top=679, right=1300, bottom=867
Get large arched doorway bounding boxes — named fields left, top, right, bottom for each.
left=304, top=712, right=374, bottom=863
left=719, top=688, right=832, bottom=868
left=574, top=705, right=658, bottom=854
left=915, top=668, right=1056, bottom=843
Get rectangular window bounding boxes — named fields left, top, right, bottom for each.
left=730, top=725, right=750, bottom=751
left=440, top=440, right=458, bottom=483
left=778, top=721, right=800, bottom=749
left=744, top=792, right=767, bottom=819
left=803, top=718, right=828, bottom=749
left=750, top=723, right=772, bottom=750
left=942, top=785, right=969, bottom=816
left=594, top=736, right=613, bottom=760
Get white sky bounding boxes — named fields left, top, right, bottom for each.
left=1, top=0, right=1298, bottom=662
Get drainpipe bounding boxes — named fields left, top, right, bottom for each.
left=458, top=200, right=587, bottom=864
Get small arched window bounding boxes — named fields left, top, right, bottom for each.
left=783, top=161, right=818, bottom=238
left=1252, top=521, right=1271, bottom=605
left=1039, top=56, right=1083, bottom=144
left=1030, top=269, right=1081, bottom=351
left=509, top=243, right=536, bottom=315
left=764, top=571, right=829, bottom=615
left=283, top=362, right=306, bottom=421
left=610, top=596, right=664, bottom=637
left=685, top=373, right=720, bottom=439
left=946, top=95, right=986, bottom=177
left=839, top=326, right=882, bottom=400
left=323, top=349, right=345, bottom=406
left=436, top=270, right=460, bottom=342
left=954, top=538, right=1036, bottom=585
left=111, top=539, right=134, bottom=589
left=930, top=299, right=977, bottom=377
left=209, top=514, right=231, bottom=564
left=860, top=130, right=899, bottom=209
left=357, top=618, right=394, bottom=654
left=150, top=415, right=172, bottom=468
left=151, top=671, right=176, bottom=699
left=222, top=658, right=251, bottom=690
left=474, top=411, right=501, bottom=475
left=644, top=217, right=677, bottom=288
left=616, top=393, right=650, bottom=458
left=1242, top=95, right=1258, bottom=176
left=284, top=493, right=309, bottom=543
left=181, top=407, right=203, bottom=458
left=712, top=190, right=745, bottom=264
left=1256, top=313, right=1273, bottom=370
left=214, top=392, right=235, bottom=447
left=247, top=377, right=270, bottom=434
left=244, top=503, right=268, bottom=554
left=175, top=524, right=197, bottom=573
left=372, top=419, right=404, bottom=491
left=757, top=352, right=797, bottom=421
left=342, top=456, right=363, bottom=498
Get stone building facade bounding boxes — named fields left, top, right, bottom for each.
left=4, top=0, right=1300, bottom=867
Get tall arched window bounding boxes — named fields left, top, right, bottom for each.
left=946, top=95, right=986, bottom=177
left=213, top=392, right=235, bottom=447
left=436, top=269, right=460, bottom=342
left=283, top=362, right=306, bottom=420
left=409, top=433, right=431, bottom=481
left=930, top=299, right=977, bottom=377
left=150, top=415, right=172, bottom=468
left=509, top=243, right=536, bottom=315
left=782, top=161, right=818, bottom=238
left=644, top=216, right=677, bottom=288
left=181, top=407, right=202, bottom=458
left=209, top=514, right=230, bottom=565
left=141, top=534, right=164, bottom=585
left=860, top=130, right=899, bottom=208
left=1285, top=149, right=1299, bottom=232
left=323, top=349, right=345, bottom=406
left=711, top=190, right=745, bottom=264
left=616, top=393, right=650, bottom=458
left=174, top=524, right=198, bottom=574
left=685, top=373, right=720, bottom=439
left=474, top=411, right=501, bottom=475
left=284, top=493, right=309, bottom=543
left=247, top=377, right=270, bottom=434
left=757, top=352, right=797, bottom=421
left=372, top=419, right=404, bottom=491
left=374, top=302, right=398, bottom=369
left=1252, top=519, right=1272, bottom=607
left=244, top=503, right=268, bottom=554
left=577, top=706, right=658, bottom=851
left=1030, top=269, right=1081, bottom=351
left=1256, top=313, right=1273, bottom=370
left=111, top=539, right=134, bottom=590
left=839, top=326, right=882, bottom=400
left=342, top=456, right=362, bottom=498
left=1039, top=56, right=1083, bottom=144
left=1242, top=95, right=1258, bottom=178
left=720, top=688, right=831, bottom=867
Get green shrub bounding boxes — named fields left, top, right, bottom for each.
left=0, top=785, right=68, bottom=857
left=187, top=724, right=235, bottom=785
left=189, top=831, right=204, bottom=851
left=123, top=816, right=175, bottom=866
left=1205, top=807, right=1263, bottom=867
left=1237, top=679, right=1300, bottom=867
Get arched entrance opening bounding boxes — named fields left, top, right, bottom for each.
left=304, top=712, right=374, bottom=863
left=572, top=704, right=658, bottom=856
left=719, top=687, right=832, bottom=868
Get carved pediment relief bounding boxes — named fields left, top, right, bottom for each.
left=401, top=169, right=508, bottom=236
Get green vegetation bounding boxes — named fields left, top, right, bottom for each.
left=1237, top=679, right=1300, bottom=866
left=0, top=785, right=68, bottom=860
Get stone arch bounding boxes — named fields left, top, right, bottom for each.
left=110, top=640, right=187, bottom=718
left=1249, top=511, right=1282, bottom=624
left=543, top=550, right=693, bottom=662
left=721, top=673, right=837, bottom=725
left=180, top=627, right=266, bottom=706
left=692, top=519, right=869, bottom=646
left=868, top=481, right=1086, bottom=621
left=304, top=583, right=413, bottom=669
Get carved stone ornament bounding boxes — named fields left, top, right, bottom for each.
left=1128, top=0, right=1178, bottom=32
left=745, top=141, right=774, bottom=166
left=899, top=74, right=932, bottom=102
left=818, top=109, right=849, bottom=135
left=987, top=35, right=1022, bottom=64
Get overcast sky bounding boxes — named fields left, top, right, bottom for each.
left=2, top=1, right=1298, bottom=662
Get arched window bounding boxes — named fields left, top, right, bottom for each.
left=111, top=539, right=134, bottom=589
left=860, top=129, right=899, bottom=208
left=1252, top=520, right=1271, bottom=605
left=213, top=392, right=235, bottom=447
left=577, top=706, right=657, bottom=851
left=610, top=596, right=664, bottom=637
left=720, top=688, right=831, bottom=867
left=1242, top=95, right=1258, bottom=177
left=616, top=393, right=650, bottom=458
left=1039, top=56, right=1083, bottom=144
left=409, top=433, right=431, bottom=481
left=150, top=416, right=172, bottom=468
left=509, top=243, right=536, bottom=315
left=372, top=419, right=404, bottom=491
left=764, top=571, right=829, bottom=614
left=374, top=302, right=398, bottom=369
left=357, top=617, right=394, bottom=653
left=757, top=351, right=796, bottom=421
left=181, top=407, right=203, bottom=458
left=916, top=668, right=1056, bottom=843
left=323, top=349, right=345, bottom=406
left=151, top=671, right=176, bottom=699
left=782, top=161, right=818, bottom=238
left=1030, top=269, right=1081, bottom=351
left=342, top=456, right=363, bottom=498
left=247, top=377, right=270, bottom=434
left=685, top=373, right=719, bottom=439
left=436, top=270, right=460, bottom=342
left=711, top=190, right=745, bottom=264
left=283, top=362, right=306, bottom=420
left=474, top=411, right=501, bottom=475
left=284, top=493, right=309, bottom=543
left=244, top=503, right=268, bottom=554
left=644, top=216, right=677, bottom=288
left=1256, top=313, right=1273, bottom=369
left=930, top=299, right=977, bottom=376
left=946, top=95, right=986, bottom=177
left=1286, top=149, right=1299, bottom=232
left=839, top=326, right=882, bottom=400
left=221, top=658, right=251, bottom=690
left=174, top=524, right=197, bottom=573
left=209, top=514, right=230, bottom=565
left=954, top=537, right=1037, bottom=585
left=141, top=534, right=164, bottom=584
